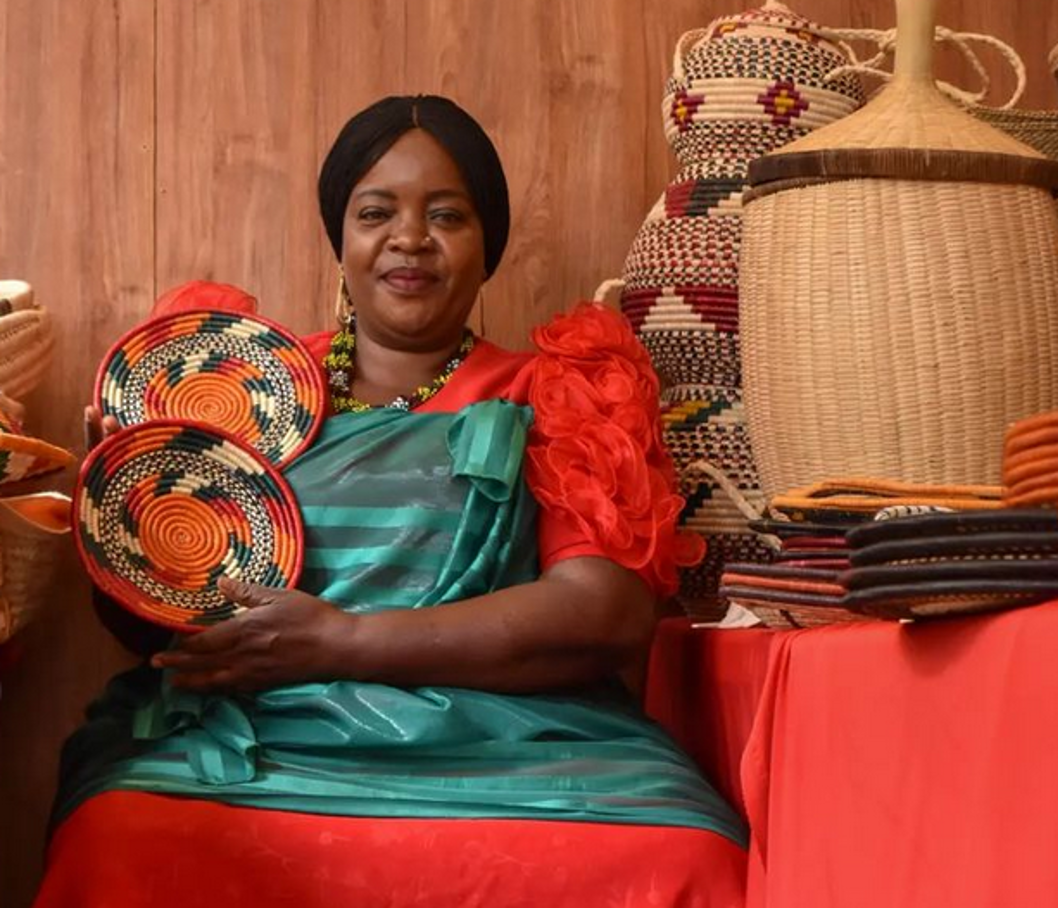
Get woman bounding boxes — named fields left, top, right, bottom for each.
left=36, top=96, right=747, bottom=907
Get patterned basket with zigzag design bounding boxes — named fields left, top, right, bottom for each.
left=617, top=1, right=864, bottom=619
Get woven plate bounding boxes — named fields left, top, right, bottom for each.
left=844, top=580, right=1058, bottom=620
left=843, top=558, right=1058, bottom=591
left=74, top=420, right=303, bottom=632
left=847, top=508, right=1058, bottom=549
left=848, top=531, right=1058, bottom=568
left=748, top=517, right=856, bottom=538
left=720, top=588, right=866, bottom=629
left=0, top=405, right=76, bottom=485
left=95, top=310, right=325, bottom=468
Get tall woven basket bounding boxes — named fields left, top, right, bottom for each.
left=0, top=280, right=54, bottom=402
left=0, top=492, right=71, bottom=644
left=971, top=41, right=1058, bottom=164
left=739, top=0, right=1058, bottom=502
left=615, top=1, right=863, bottom=619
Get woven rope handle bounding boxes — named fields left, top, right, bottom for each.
left=592, top=278, right=625, bottom=306
left=671, top=28, right=710, bottom=82
left=821, top=24, right=1026, bottom=108
left=685, top=459, right=780, bottom=553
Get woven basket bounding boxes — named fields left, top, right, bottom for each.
left=739, top=0, right=1058, bottom=503
left=612, top=1, right=863, bottom=619
left=971, top=108, right=1058, bottom=162
left=733, top=599, right=868, bottom=629
left=0, top=492, right=71, bottom=644
left=0, top=281, right=54, bottom=401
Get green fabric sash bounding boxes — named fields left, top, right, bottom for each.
left=54, top=401, right=746, bottom=845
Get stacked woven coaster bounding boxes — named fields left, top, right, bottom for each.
left=74, top=308, right=325, bottom=632
left=720, top=517, right=853, bottom=628
left=720, top=478, right=1004, bottom=627
left=1003, top=409, right=1058, bottom=508
left=836, top=409, right=1058, bottom=620
left=842, top=509, right=1058, bottom=619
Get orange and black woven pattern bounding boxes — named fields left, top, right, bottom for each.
left=95, top=310, right=325, bottom=468
left=74, top=420, right=303, bottom=631
left=0, top=403, right=75, bottom=485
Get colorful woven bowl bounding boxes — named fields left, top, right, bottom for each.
left=0, top=404, right=76, bottom=485
left=74, top=420, right=303, bottom=632
left=95, top=310, right=325, bottom=468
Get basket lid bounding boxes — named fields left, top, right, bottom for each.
left=748, top=0, right=1058, bottom=191
left=700, top=0, right=829, bottom=42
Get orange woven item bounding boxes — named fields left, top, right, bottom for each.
left=95, top=309, right=325, bottom=468
left=0, top=400, right=76, bottom=485
left=74, top=420, right=304, bottom=632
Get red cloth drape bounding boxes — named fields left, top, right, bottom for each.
left=742, top=598, right=1058, bottom=908
left=645, top=619, right=773, bottom=815
left=647, top=601, right=1058, bottom=908
left=34, top=793, right=747, bottom=908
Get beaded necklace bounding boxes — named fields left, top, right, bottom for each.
left=324, top=317, right=476, bottom=413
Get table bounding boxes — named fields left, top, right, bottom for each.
left=645, top=599, right=1058, bottom=908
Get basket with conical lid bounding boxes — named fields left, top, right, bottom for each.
left=739, top=0, right=1058, bottom=502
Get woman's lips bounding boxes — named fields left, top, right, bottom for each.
left=382, top=267, right=439, bottom=294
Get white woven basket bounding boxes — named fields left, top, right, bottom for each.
left=0, top=281, right=54, bottom=401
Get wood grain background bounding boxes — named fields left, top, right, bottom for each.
left=1, top=0, right=1055, bottom=903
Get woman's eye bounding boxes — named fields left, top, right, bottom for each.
left=357, top=208, right=390, bottom=222
left=429, top=209, right=465, bottom=225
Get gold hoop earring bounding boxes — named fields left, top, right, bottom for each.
left=334, top=267, right=353, bottom=328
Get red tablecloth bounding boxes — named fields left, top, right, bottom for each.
left=646, top=620, right=773, bottom=815
left=646, top=600, right=1058, bottom=908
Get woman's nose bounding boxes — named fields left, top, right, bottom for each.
left=387, top=216, right=432, bottom=252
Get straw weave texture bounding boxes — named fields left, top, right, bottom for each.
left=740, top=178, right=1058, bottom=500
left=0, top=309, right=53, bottom=401
left=0, top=498, right=69, bottom=644
left=617, top=2, right=862, bottom=618
left=971, top=107, right=1058, bottom=163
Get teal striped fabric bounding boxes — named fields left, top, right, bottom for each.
left=53, top=401, right=746, bottom=845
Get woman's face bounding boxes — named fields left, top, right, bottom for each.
left=341, top=129, right=486, bottom=353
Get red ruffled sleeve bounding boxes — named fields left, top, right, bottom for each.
left=149, top=280, right=259, bottom=319
left=524, top=303, right=705, bottom=598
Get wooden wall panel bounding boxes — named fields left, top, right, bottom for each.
left=155, top=0, right=325, bottom=335
left=313, top=0, right=408, bottom=331
left=0, top=2, right=155, bottom=907
left=0, top=1, right=1056, bottom=905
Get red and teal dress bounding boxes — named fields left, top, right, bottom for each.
left=34, top=304, right=747, bottom=908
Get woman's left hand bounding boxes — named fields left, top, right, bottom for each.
left=151, top=578, right=355, bottom=693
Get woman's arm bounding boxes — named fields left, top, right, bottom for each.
left=151, top=556, right=656, bottom=694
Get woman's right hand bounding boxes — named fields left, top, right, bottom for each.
left=83, top=404, right=120, bottom=452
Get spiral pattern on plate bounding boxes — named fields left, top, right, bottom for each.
left=95, top=310, right=324, bottom=467
left=74, top=420, right=303, bottom=631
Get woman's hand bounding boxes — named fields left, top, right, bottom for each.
left=151, top=578, right=356, bottom=693
left=83, top=404, right=120, bottom=451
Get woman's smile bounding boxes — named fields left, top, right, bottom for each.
left=380, top=265, right=440, bottom=295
